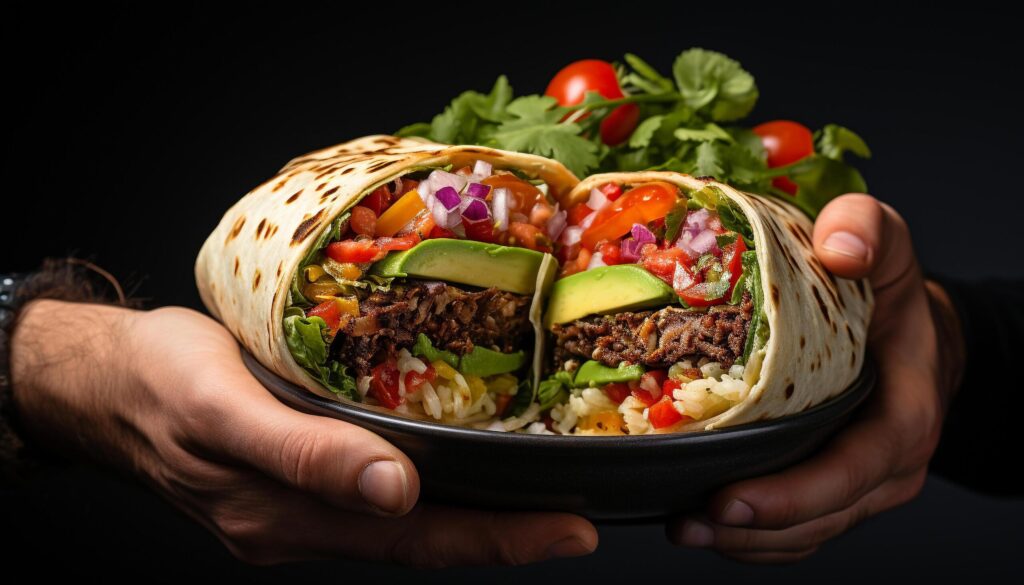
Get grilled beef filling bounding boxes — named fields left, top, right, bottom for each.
left=553, top=291, right=754, bottom=370
left=332, top=280, right=531, bottom=375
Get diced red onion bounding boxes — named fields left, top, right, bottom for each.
left=436, top=186, right=461, bottom=211
left=465, top=183, right=490, bottom=199
left=547, top=209, right=567, bottom=241
left=673, top=263, right=695, bottom=290
left=493, top=187, right=509, bottom=231
left=684, top=208, right=710, bottom=236
left=587, top=252, right=607, bottom=269
left=631, top=223, right=656, bottom=244
left=579, top=210, right=598, bottom=229
left=675, top=230, right=697, bottom=258
left=462, top=198, right=490, bottom=221
left=561, top=225, right=583, bottom=246
left=690, top=229, right=719, bottom=255
left=586, top=187, right=610, bottom=211
left=422, top=170, right=467, bottom=199
left=473, top=160, right=492, bottom=177
left=620, top=238, right=643, bottom=262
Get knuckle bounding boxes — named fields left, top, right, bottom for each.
left=277, top=428, right=323, bottom=490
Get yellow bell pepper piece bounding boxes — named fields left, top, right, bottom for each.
left=465, top=375, right=487, bottom=402
left=304, top=265, right=326, bottom=282
left=577, top=411, right=627, bottom=435
left=376, top=189, right=426, bottom=237
left=432, top=360, right=459, bottom=381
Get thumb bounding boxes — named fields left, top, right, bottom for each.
left=210, top=369, right=421, bottom=517
left=812, top=193, right=916, bottom=290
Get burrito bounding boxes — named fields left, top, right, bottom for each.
left=540, top=172, right=873, bottom=435
left=195, top=135, right=578, bottom=429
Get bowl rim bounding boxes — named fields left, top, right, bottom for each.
left=243, top=350, right=875, bottom=449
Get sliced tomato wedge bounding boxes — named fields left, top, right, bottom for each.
left=325, top=240, right=385, bottom=264
left=361, top=185, right=392, bottom=216
left=405, top=362, right=436, bottom=393
left=567, top=202, right=593, bottom=226
left=640, top=245, right=687, bottom=283
left=648, top=397, right=684, bottom=429
left=376, top=232, right=420, bottom=252
left=582, top=182, right=677, bottom=249
left=370, top=360, right=403, bottom=409
left=306, top=299, right=341, bottom=331
left=482, top=174, right=543, bottom=213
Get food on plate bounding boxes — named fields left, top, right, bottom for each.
left=195, top=135, right=578, bottom=431
left=537, top=172, right=873, bottom=435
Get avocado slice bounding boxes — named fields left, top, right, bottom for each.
left=573, top=360, right=646, bottom=387
left=459, top=346, right=528, bottom=377
left=369, top=238, right=545, bottom=294
left=543, top=265, right=677, bottom=328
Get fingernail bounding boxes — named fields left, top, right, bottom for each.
left=677, top=519, right=714, bottom=547
left=545, top=536, right=594, bottom=560
left=719, top=499, right=754, bottom=526
left=358, top=461, right=408, bottom=515
left=822, top=231, right=869, bottom=262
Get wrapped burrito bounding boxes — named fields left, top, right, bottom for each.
left=196, top=135, right=578, bottom=429
left=540, top=172, right=873, bottom=435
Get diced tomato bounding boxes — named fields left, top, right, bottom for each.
left=464, top=218, right=497, bottom=243
left=603, top=382, right=631, bottom=404
left=454, top=165, right=474, bottom=176
left=495, top=393, right=514, bottom=418
left=556, top=242, right=581, bottom=265
left=394, top=178, right=419, bottom=198
left=597, top=241, right=622, bottom=265
left=404, top=362, right=436, bottom=393
left=482, top=174, right=543, bottom=213
left=307, top=299, right=341, bottom=331
left=677, top=282, right=729, bottom=307
left=509, top=222, right=552, bottom=252
left=567, top=202, right=593, bottom=226
left=648, top=397, right=684, bottom=429
left=722, top=235, right=747, bottom=296
left=599, top=182, right=622, bottom=201
left=542, top=413, right=557, bottom=433
left=642, top=369, right=667, bottom=389
left=662, top=379, right=682, bottom=400
left=429, top=224, right=456, bottom=239
left=370, top=360, right=403, bottom=409
left=581, top=182, right=677, bottom=249
left=350, top=206, right=377, bottom=237
left=361, top=185, right=392, bottom=216
left=673, top=262, right=697, bottom=292
left=631, top=386, right=658, bottom=407
left=325, top=239, right=385, bottom=264
left=530, top=201, right=555, bottom=228
left=640, top=245, right=687, bottom=282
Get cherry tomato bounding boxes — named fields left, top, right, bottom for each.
left=752, top=120, right=814, bottom=195
left=349, top=206, right=377, bottom=237
left=545, top=59, right=640, bottom=146
left=306, top=299, right=341, bottom=331
left=482, top=174, right=543, bottom=213
left=597, top=241, right=622, bottom=265
left=648, top=397, right=685, bottom=429
left=603, top=382, right=631, bottom=404
left=370, top=360, right=403, bottom=409
left=581, top=182, right=678, bottom=249
left=325, top=240, right=384, bottom=264
left=361, top=185, right=392, bottom=216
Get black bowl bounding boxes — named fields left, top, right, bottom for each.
left=244, top=351, right=875, bottom=520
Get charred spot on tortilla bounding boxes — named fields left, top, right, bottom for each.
left=226, top=216, right=246, bottom=243
left=694, top=176, right=715, bottom=182
left=285, top=190, right=303, bottom=204
left=291, top=209, right=326, bottom=245
left=800, top=335, right=806, bottom=348
left=276, top=261, right=283, bottom=278
left=271, top=178, right=289, bottom=193
left=787, top=221, right=812, bottom=247
left=825, top=344, right=832, bottom=359
left=373, top=137, right=398, bottom=145
left=367, top=160, right=398, bottom=173
left=785, top=383, right=794, bottom=399
left=252, top=269, right=262, bottom=291
left=770, top=284, right=780, bottom=306
left=255, top=218, right=267, bottom=239
left=811, top=285, right=831, bottom=325
left=340, top=167, right=355, bottom=175
left=850, top=350, right=856, bottom=368
left=845, top=323, right=855, bottom=345
left=315, top=182, right=328, bottom=192
left=233, top=257, right=240, bottom=276
left=855, top=279, right=866, bottom=300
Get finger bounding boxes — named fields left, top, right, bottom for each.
left=812, top=194, right=917, bottom=290
left=186, top=358, right=420, bottom=517
left=671, top=471, right=924, bottom=555
left=195, top=475, right=598, bottom=567
left=700, top=409, right=903, bottom=530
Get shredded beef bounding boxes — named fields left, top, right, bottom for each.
left=332, top=280, right=531, bottom=375
left=552, top=292, right=754, bottom=369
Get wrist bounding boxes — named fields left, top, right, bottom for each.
left=10, top=299, right=145, bottom=469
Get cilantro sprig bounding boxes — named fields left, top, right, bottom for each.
left=396, top=48, right=869, bottom=217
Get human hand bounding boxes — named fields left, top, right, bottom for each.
left=10, top=301, right=597, bottom=566
left=667, top=194, right=965, bottom=562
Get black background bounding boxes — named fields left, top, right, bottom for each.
left=4, top=4, right=1023, bottom=581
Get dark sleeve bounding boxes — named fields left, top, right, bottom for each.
left=927, top=276, right=1024, bottom=496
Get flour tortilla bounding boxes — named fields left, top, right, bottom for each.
left=558, top=172, right=873, bottom=430
left=195, top=135, right=578, bottom=409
